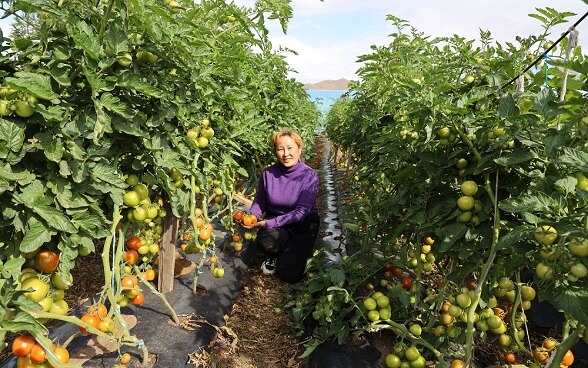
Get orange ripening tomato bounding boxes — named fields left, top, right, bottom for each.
left=123, top=250, right=139, bottom=265
left=80, top=314, right=100, bottom=335
left=242, top=215, right=252, bottom=226
left=131, top=292, right=145, bottom=305
left=194, top=217, right=204, bottom=228
left=11, top=335, right=36, bottom=357
left=87, top=303, right=108, bottom=318
left=562, top=350, right=574, bottom=366
left=232, top=233, right=241, bottom=242
left=29, top=343, right=47, bottom=363
left=121, top=276, right=136, bottom=289
left=199, top=228, right=211, bottom=241
left=144, top=269, right=156, bottom=281
left=249, top=215, right=257, bottom=224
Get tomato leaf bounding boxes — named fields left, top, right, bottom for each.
left=554, top=176, right=577, bottom=195
left=5, top=72, right=59, bottom=100
left=0, top=257, right=26, bottom=280
left=65, top=18, right=103, bottom=61
left=0, top=164, right=35, bottom=184
left=0, top=118, right=25, bottom=158
left=499, top=192, right=563, bottom=213
left=494, top=150, right=537, bottom=167
left=559, top=147, right=588, bottom=172
left=70, top=211, right=109, bottom=239
left=541, top=286, right=588, bottom=326
left=117, top=73, right=164, bottom=98
left=438, top=223, right=468, bottom=252
left=20, top=220, right=56, bottom=253
left=35, top=132, right=63, bottom=163
left=496, top=225, right=529, bottom=251
left=497, top=94, right=519, bottom=117
left=100, top=93, right=135, bottom=119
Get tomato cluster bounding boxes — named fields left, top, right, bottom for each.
left=16, top=251, right=72, bottom=320
left=384, top=344, right=425, bottom=368
left=11, top=335, right=70, bottom=367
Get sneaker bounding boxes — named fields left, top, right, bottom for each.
left=261, top=257, right=277, bottom=275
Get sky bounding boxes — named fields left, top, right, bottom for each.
left=1, top=1, right=586, bottom=83
left=237, top=0, right=588, bottom=83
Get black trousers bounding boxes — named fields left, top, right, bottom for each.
left=255, top=213, right=320, bottom=283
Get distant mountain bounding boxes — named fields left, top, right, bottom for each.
left=303, top=78, right=349, bottom=90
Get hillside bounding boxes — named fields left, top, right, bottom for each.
left=303, top=78, right=349, bottom=90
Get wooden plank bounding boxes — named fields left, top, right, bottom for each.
left=158, top=204, right=178, bottom=293
left=233, top=193, right=253, bottom=209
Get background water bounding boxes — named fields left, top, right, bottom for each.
left=306, top=90, right=347, bottom=114
left=307, top=90, right=347, bottom=132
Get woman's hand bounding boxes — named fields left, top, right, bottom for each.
left=242, top=220, right=266, bottom=230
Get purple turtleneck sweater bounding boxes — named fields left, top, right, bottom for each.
left=249, top=161, right=319, bottom=228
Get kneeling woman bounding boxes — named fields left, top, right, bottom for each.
left=243, top=128, right=320, bottom=283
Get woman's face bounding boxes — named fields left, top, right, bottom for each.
left=275, top=135, right=301, bottom=168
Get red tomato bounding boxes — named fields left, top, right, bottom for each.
left=391, top=267, right=404, bottom=277
left=11, top=335, right=36, bottom=357
left=34, top=250, right=59, bottom=273
left=401, top=276, right=413, bottom=290
left=126, top=236, right=142, bottom=250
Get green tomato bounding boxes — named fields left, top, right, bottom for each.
left=50, top=299, right=69, bottom=315
left=51, top=272, right=73, bottom=290
left=568, top=238, right=588, bottom=257
left=21, top=278, right=50, bottom=302
left=123, top=191, right=141, bottom=207
left=570, top=263, right=587, bottom=278
left=404, top=346, right=420, bottom=362
left=385, top=354, right=402, bottom=368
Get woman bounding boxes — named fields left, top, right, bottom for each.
left=244, top=128, right=320, bottom=283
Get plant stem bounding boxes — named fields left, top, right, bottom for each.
left=133, top=265, right=179, bottom=324
left=464, top=169, right=500, bottom=366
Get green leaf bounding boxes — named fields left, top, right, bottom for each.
left=33, top=199, right=77, bottom=233
left=70, top=211, right=108, bottom=239
left=100, top=92, right=134, bottom=118
left=112, top=116, right=144, bottom=136
left=559, top=147, right=588, bottom=172
left=554, top=176, right=577, bottom=195
left=329, top=269, right=346, bottom=287
left=0, top=118, right=25, bottom=158
left=66, top=18, right=103, bottom=61
left=20, top=220, right=56, bottom=253
left=4, top=72, right=59, bottom=100
left=117, top=73, right=164, bottom=98
left=1, top=258, right=26, bottom=281
left=48, top=62, right=72, bottom=86
left=494, top=149, right=537, bottom=167
left=499, top=192, right=563, bottom=213
left=35, top=132, right=63, bottom=163
left=439, top=223, right=468, bottom=252
left=91, top=162, right=126, bottom=188
left=542, top=286, right=588, bottom=326
left=497, top=94, right=519, bottom=117
left=496, top=226, right=528, bottom=251
left=0, top=164, right=35, bottom=184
